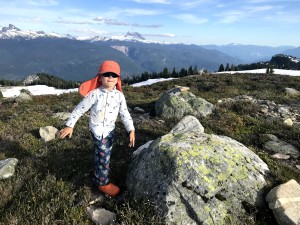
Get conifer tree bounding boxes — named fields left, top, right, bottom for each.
left=225, top=63, right=230, bottom=71
left=218, top=64, right=225, bottom=72
left=171, top=67, right=178, bottom=77
left=188, top=66, right=194, bottom=75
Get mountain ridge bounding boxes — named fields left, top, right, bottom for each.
left=0, top=24, right=298, bottom=81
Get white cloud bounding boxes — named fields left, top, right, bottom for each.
left=27, top=0, right=59, bottom=6
left=173, top=14, right=208, bottom=24
left=217, top=10, right=244, bottom=23
left=93, top=17, right=162, bottom=28
left=245, top=5, right=273, bottom=12
left=179, top=0, right=210, bottom=9
left=72, top=28, right=109, bottom=36
left=119, top=8, right=164, bottom=16
left=216, top=5, right=274, bottom=24
left=132, top=0, right=170, bottom=4
left=54, top=19, right=93, bottom=25
left=144, top=33, right=175, bottom=37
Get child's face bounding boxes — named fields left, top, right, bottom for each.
left=100, top=73, right=118, bottom=90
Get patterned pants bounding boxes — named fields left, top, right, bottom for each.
left=91, top=130, right=115, bottom=186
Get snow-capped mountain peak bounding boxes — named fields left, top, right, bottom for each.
left=0, top=24, right=161, bottom=44
left=1, top=24, right=20, bottom=32
left=124, top=32, right=145, bottom=40
left=0, top=24, right=74, bottom=40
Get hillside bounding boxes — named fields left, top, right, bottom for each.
left=0, top=38, right=144, bottom=81
left=0, top=24, right=240, bottom=81
left=0, top=37, right=240, bottom=82
left=0, top=73, right=299, bottom=224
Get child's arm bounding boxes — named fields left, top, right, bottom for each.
left=60, top=90, right=96, bottom=139
left=59, top=127, right=73, bottom=139
left=119, top=93, right=135, bottom=147
left=128, top=130, right=135, bottom=147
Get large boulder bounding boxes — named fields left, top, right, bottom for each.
left=155, top=86, right=214, bottom=119
left=127, top=116, right=270, bottom=225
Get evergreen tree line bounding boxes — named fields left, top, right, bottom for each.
left=122, top=65, right=206, bottom=85
left=218, top=54, right=300, bottom=72
left=0, top=79, right=22, bottom=86
left=1, top=66, right=203, bottom=88
left=0, top=73, right=79, bottom=89
left=30, top=73, right=80, bottom=89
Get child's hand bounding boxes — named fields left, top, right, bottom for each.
left=128, top=130, right=135, bottom=147
left=59, top=127, right=73, bottom=139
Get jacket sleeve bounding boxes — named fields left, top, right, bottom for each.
left=119, top=93, right=135, bottom=132
left=65, top=90, right=97, bottom=128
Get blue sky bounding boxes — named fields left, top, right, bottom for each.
left=0, top=0, right=299, bottom=46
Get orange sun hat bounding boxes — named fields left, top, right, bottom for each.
left=79, top=60, right=122, bottom=97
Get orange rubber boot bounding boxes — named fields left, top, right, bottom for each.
left=99, top=183, right=120, bottom=197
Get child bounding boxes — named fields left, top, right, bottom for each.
left=59, top=60, right=135, bottom=197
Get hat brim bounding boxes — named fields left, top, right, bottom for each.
left=79, top=76, right=101, bottom=97
left=79, top=75, right=123, bottom=97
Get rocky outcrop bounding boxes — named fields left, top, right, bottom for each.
left=22, top=75, right=39, bottom=85
left=218, top=95, right=300, bottom=125
left=127, top=116, right=269, bottom=224
left=155, top=86, right=214, bottom=119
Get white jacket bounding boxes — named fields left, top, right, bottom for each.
left=66, top=86, right=134, bottom=139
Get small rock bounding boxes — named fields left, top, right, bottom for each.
left=170, top=115, right=204, bottom=134
left=271, top=153, right=290, bottom=160
left=285, top=87, right=300, bottom=96
left=277, top=107, right=290, bottom=116
left=175, top=85, right=190, bottom=92
left=88, top=195, right=106, bottom=205
left=134, top=107, right=145, bottom=113
left=0, top=158, right=18, bottom=179
left=87, top=206, right=116, bottom=225
left=138, top=113, right=150, bottom=120
left=39, top=126, right=59, bottom=142
left=283, top=118, right=293, bottom=126
left=53, top=112, right=71, bottom=121
left=296, top=165, right=300, bottom=170
left=15, top=92, right=32, bottom=102
left=260, top=106, right=269, bottom=114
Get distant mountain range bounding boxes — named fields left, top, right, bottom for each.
left=0, top=24, right=299, bottom=81
left=202, top=44, right=298, bottom=63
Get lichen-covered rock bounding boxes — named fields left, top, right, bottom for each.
left=127, top=116, right=270, bottom=225
left=155, top=87, right=214, bottom=119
